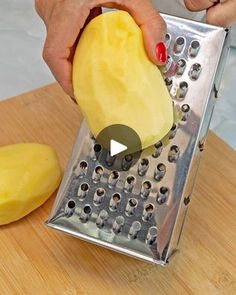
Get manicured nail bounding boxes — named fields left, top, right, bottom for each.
left=156, top=42, right=167, bottom=64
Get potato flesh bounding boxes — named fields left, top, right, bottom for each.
left=73, top=11, right=173, bottom=149
left=0, top=143, right=61, bottom=225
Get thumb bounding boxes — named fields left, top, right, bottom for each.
left=140, top=11, right=167, bottom=65
left=101, top=0, right=167, bottom=65
left=129, top=1, right=167, bottom=65
left=206, top=0, right=236, bottom=27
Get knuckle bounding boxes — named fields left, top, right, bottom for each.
left=35, top=0, right=46, bottom=16
left=34, top=0, right=42, bottom=15
left=42, top=46, right=55, bottom=63
left=158, top=16, right=167, bottom=31
left=184, top=0, right=198, bottom=11
left=147, top=11, right=167, bottom=31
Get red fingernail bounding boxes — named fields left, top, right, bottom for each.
left=156, top=42, right=167, bottom=64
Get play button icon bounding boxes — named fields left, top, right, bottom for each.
left=94, top=124, right=142, bottom=171
left=110, top=140, right=127, bottom=157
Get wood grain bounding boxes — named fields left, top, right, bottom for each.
left=0, top=83, right=235, bottom=295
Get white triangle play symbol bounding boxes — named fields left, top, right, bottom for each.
left=110, top=139, right=127, bottom=157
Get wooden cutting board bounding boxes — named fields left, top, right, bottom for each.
left=0, top=83, right=236, bottom=295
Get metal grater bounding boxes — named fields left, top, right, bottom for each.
left=47, top=14, right=229, bottom=265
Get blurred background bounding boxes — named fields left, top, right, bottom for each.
left=0, top=0, right=235, bottom=149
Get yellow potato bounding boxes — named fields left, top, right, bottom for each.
left=0, top=143, right=61, bottom=225
left=73, top=10, right=173, bottom=149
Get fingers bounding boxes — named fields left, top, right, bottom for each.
left=206, top=0, right=236, bottom=27
left=184, top=0, right=236, bottom=27
left=139, top=11, right=167, bottom=65
left=124, top=0, right=167, bottom=65
left=38, top=0, right=167, bottom=98
left=42, top=1, right=92, bottom=97
left=92, top=0, right=167, bottom=65
left=184, top=0, right=218, bottom=11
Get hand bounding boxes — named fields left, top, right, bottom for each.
left=184, top=0, right=236, bottom=27
left=35, top=0, right=167, bottom=98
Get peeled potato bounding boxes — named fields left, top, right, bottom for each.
left=73, top=10, right=173, bottom=149
left=0, top=143, right=61, bottom=225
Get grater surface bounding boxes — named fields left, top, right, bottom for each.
left=47, top=14, right=228, bottom=265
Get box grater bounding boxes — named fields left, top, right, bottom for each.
left=47, top=14, right=229, bottom=265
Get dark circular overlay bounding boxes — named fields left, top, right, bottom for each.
left=94, top=124, right=142, bottom=171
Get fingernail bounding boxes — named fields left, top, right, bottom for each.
left=156, top=42, right=167, bottom=64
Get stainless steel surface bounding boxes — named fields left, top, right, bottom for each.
left=47, top=14, right=229, bottom=265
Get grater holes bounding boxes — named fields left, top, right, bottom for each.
left=169, top=123, right=178, bottom=139
left=108, top=170, right=120, bottom=187
left=168, top=145, right=180, bottom=162
left=154, top=163, right=166, bottom=182
left=92, top=165, right=104, bottom=182
left=146, top=226, right=158, bottom=245
left=129, top=198, right=138, bottom=207
left=143, top=180, right=152, bottom=189
left=176, top=36, right=185, bottom=44
left=122, top=154, right=133, bottom=171
left=165, top=33, right=170, bottom=41
left=93, top=188, right=106, bottom=205
left=81, top=183, right=89, bottom=191
left=165, top=77, right=173, bottom=91
left=90, top=143, right=102, bottom=160
left=80, top=161, right=88, bottom=169
left=181, top=104, right=190, bottom=121
left=165, top=33, right=171, bottom=48
left=80, top=204, right=92, bottom=222
left=111, top=170, right=119, bottom=179
left=140, top=180, right=152, bottom=199
left=178, top=81, right=188, bottom=100
left=189, top=40, right=200, bottom=58
left=174, top=36, right=185, bottom=54
left=160, top=186, right=169, bottom=195
left=95, top=166, right=103, bottom=174
left=68, top=200, right=75, bottom=209
left=155, top=141, right=163, bottom=149
left=145, top=203, right=154, bottom=212
left=127, top=175, right=135, bottom=184
left=94, top=143, right=102, bottom=153
left=176, top=58, right=186, bottom=76
left=152, top=141, right=163, bottom=158
left=74, top=160, right=88, bottom=177
left=129, top=221, right=142, bottom=239
left=125, top=154, right=133, bottom=162
left=138, top=158, right=149, bottom=176
left=191, top=40, right=200, bottom=48
left=166, top=55, right=172, bottom=69
left=64, top=199, right=76, bottom=217
left=142, top=203, right=155, bottom=221
left=109, top=192, right=121, bottom=211
left=96, top=209, right=108, bottom=228
left=77, top=182, right=89, bottom=200
left=157, top=187, right=169, bottom=205
left=113, top=216, right=125, bottom=233
left=189, top=63, right=202, bottom=80
left=113, top=193, right=121, bottom=202
left=124, top=175, right=136, bottom=193
left=181, top=103, right=190, bottom=112
left=106, top=151, right=116, bottom=167
left=126, top=198, right=138, bottom=216
left=84, top=205, right=91, bottom=214
left=140, top=158, right=149, bottom=165
left=97, top=188, right=105, bottom=196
